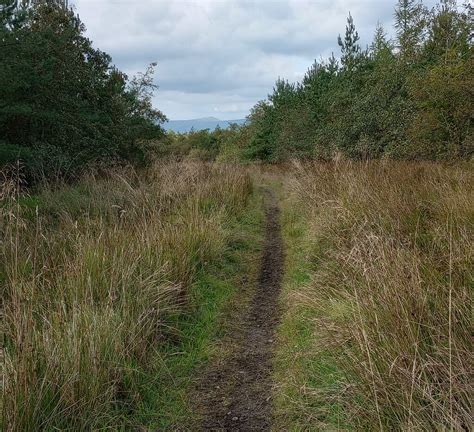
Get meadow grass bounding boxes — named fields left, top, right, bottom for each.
left=273, top=189, right=349, bottom=431
left=132, top=188, right=264, bottom=430
left=0, top=162, right=253, bottom=430
left=276, top=161, right=473, bottom=430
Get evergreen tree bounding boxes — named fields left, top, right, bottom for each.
left=371, top=22, right=391, bottom=57
left=0, top=1, right=165, bottom=179
left=394, top=0, right=427, bottom=59
left=327, top=53, right=339, bottom=75
left=338, top=13, right=361, bottom=71
left=244, top=0, right=472, bottom=161
left=425, top=0, right=472, bottom=62
left=245, top=100, right=276, bottom=160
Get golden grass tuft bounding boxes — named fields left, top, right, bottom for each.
left=0, top=161, right=252, bottom=430
left=284, top=160, right=473, bottom=430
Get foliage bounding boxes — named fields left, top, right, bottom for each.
left=159, top=123, right=251, bottom=162
left=338, top=12, right=362, bottom=72
left=242, top=0, right=473, bottom=161
left=0, top=1, right=166, bottom=180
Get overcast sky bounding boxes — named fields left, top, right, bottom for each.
left=71, top=0, right=439, bottom=120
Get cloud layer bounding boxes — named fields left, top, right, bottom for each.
left=72, top=0, right=438, bottom=120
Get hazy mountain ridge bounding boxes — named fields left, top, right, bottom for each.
left=164, top=117, right=246, bottom=133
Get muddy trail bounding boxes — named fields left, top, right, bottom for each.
left=195, top=188, right=284, bottom=431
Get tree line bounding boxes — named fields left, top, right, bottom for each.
left=1, top=0, right=472, bottom=178
left=242, top=0, right=473, bottom=161
left=0, top=0, right=166, bottom=180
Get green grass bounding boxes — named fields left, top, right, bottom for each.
left=1, top=162, right=255, bottom=431
left=274, top=161, right=473, bottom=430
left=131, top=189, right=264, bottom=430
left=273, top=196, right=349, bottom=431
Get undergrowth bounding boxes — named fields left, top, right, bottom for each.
left=0, top=162, right=252, bottom=430
left=277, top=161, right=473, bottom=430
left=134, top=186, right=264, bottom=430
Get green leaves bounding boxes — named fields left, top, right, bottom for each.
left=244, top=0, right=473, bottom=162
left=0, top=2, right=165, bottom=181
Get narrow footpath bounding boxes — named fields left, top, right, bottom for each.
left=196, top=188, right=284, bottom=431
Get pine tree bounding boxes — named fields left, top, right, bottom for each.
left=327, top=52, right=339, bottom=75
left=0, top=0, right=16, bottom=15
left=1, top=0, right=26, bottom=29
left=371, top=22, right=391, bottom=57
left=394, top=0, right=426, bottom=59
left=338, top=13, right=361, bottom=71
left=269, top=78, right=297, bottom=109
left=425, top=0, right=471, bottom=62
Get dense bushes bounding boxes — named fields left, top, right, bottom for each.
left=167, top=1, right=472, bottom=163
left=159, top=124, right=251, bottom=162
left=0, top=1, right=166, bottom=180
left=243, top=0, right=473, bottom=161
left=3, top=0, right=470, bottom=173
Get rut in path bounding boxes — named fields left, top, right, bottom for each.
left=197, top=188, right=284, bottom=431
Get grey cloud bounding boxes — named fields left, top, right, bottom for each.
left=73, top=0, right=439, bottom=119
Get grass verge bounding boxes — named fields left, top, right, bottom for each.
left=133, top=188, right=264, bottom=430
left=273, top=187, right=348, bottom=431
left=273, top=161, right=472, bottom=430
left=1, top=162, right=256, bottom=430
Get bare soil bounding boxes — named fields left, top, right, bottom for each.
left=195, top=188, right=284, bottom=431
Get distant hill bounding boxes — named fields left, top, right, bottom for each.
left=163, top=117, right=246, bottom=133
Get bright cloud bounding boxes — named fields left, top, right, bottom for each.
left=72, top=0, right=439, bottom=120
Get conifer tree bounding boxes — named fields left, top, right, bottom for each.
left=338, top=13, right=361, bottom=71
left=394, top=0, right=427, bottom=59
left=425, top=0, right=471, bottom=62
left=243, top=0, right=472, bottom=162
left=327, top=53, right=339, bottom=75
left=0, top=1, right=165, bottom=178
left=371, top=22, right=391, bottom=57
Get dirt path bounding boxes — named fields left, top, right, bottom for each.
left=196, top=188, right=284, bottom=431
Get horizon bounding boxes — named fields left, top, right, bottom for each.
left=2, top=1, right=470, bottom=429
left=165, top=115, right=246, bottom=122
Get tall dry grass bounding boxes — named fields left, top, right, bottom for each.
left=287, top=161, right=472, bottom=430
left=0, top=162, right=252, bottom=430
